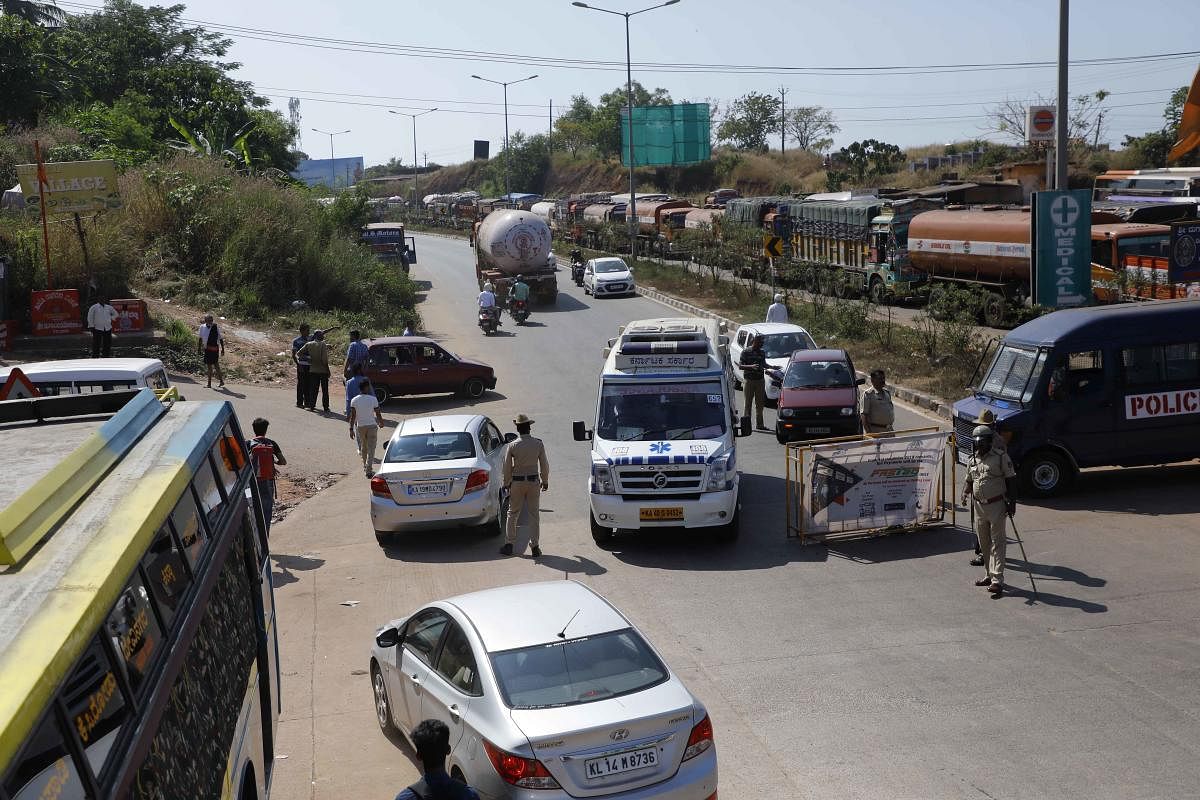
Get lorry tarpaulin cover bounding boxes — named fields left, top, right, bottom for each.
left=789, top=198, right=882, bottom=241
left=724, top=197, right=794, bottom=228
left=803, top=431, right=948, bottom=535
left=620, top=103, right=711, bottom=167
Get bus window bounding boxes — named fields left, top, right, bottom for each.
left=212, top=425, right=245, bottom=495
left=193, top=456, right=225, bottom=527
left=141, top=523, right=191, bottom=628
left=147, top=369, right=170, bottom=390
left=76, top=381, right=137, bottom=394
left=105, top=573, right=166, bottom=702
left=2, top=711, right=87, bottom=800
left=170, top=489, right=209, bottom=568
left=62, top=636, right=131, bottom=781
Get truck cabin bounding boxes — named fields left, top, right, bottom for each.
left=1094, top=169, right=1200, bottom=202
left=360, top=223, right=416, bottom=267
left=1089, top=223, right=1183, bottom=301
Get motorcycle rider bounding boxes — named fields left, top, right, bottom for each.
left=570, top=248, right=585, bottom=284
left=478, top=282, right=500, bottom=325
left=509, top=274, right=531, bottom=314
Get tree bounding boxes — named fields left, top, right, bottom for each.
left=487, top=132, right=551, bottom=194
left=554, top=119, right=588, bottom=157
left=826, top=139, right=903, bottom=189
left=0, top=0, right=65, bottom=26
left=362, top=157, right=406, bottom=179
left=716, top=91, right=780, bottom=152
left=591, top=82, right=672, bottom=159
left=785, top=106, right=839, bottom=153
left=1119, top=85, right=1195, bottom=168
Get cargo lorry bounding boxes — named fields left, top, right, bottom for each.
left=471, top=209, right=558, bottom=304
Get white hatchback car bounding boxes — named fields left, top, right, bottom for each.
left=728, top=323, right=817, bottom=404
left=370, top=580, right=717, bottom=799
left=583, top=257, right=636, bottom=298
left=369, top=414, right=515, bottom=544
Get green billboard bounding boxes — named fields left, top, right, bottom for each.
left=620, top=103, right=711, bottom=167
left=1032, top=189, right=1092, bottom=308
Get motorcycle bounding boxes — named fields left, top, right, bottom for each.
left=509, top=298, right=530, bottom=325
left=478, top=306, right=500, bottom=335
left=571, top=258, right=585, bottom=286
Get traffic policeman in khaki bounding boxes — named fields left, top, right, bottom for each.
left=501, top=413, right=549, bottom=558
left=859, top=369, right=895, bottom=434
left=961, top=425, right=1017, bottom=596
left=969, top=408, right=1005, bottom=566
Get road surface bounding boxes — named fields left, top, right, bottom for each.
left=211, top=232, right=1200, bottom=800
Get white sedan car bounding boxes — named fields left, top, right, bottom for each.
left=370, top=414, right=515, bottom=544
left=369, top=580, right=718, bottom=800
left=728, top=322, right=817, bottom=404
left=583, top=257, right=636, bottom=298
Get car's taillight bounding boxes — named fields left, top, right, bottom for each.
left=465, top=469, right=489, bottom=493
left=682, top=715, right=714, bottom=762
left=483, top=739, right=560, bottom=789
left=370, top=476, right=392, bottom=498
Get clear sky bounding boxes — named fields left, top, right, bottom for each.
left=64, top=0, right=1200, bottom=168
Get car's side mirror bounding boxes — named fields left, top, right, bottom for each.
left=737, top=416, right=752, bottom=438
left=856, top=377, right=867, bottom=386
left=573, top=421, right=593, bottom=441
left=504, top=432, right=518, bottom=444
left=375, top=626, right=400, bottom=648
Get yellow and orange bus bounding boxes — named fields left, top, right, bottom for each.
left=0, top=388, right=279, bottom=800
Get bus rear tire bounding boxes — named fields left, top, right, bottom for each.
left=981, top=291, right=1008, bottom=328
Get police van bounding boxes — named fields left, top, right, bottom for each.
left=952, top=299, right=1200, bottom=497
left=573, top=317, right=751, bottom=543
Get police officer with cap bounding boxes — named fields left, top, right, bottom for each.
left=961, top=424, right=1017, bottom=596
left=969, top=408, right=1004, bottom=566
left=500, top=413, right=549, bottom=558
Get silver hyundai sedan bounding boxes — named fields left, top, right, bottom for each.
left=369, top=581, right=718, bottom=799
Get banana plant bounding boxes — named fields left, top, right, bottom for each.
left=168, top=116, right=256, bottom=171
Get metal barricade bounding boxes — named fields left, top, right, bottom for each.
left=785, top=427, right=956, bottom=545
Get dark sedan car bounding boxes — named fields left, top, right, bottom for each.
left=364, top=336, right=496, bottom=404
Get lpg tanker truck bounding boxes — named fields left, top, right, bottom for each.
left=471, top=209, right=558, bottom=304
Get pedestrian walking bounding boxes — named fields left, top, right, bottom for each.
left=298, top=330, right=331, bottom=412
left=402, top=321, right=415, bottom=337
left=859, top=369, right=895, bottom=434
left=86, top=295, right=119, bottom=358
left=765, top=293, right=789, bottom=323
left=291, top=324, right=311, bottom=408
left=197, top=314, right=225, bottom=388
left=739, top=335, right=768, bottom=431
left=344, top=363, right=367, bottom=418
left=349, top=380, right=385, bottom=477
left=500, top=413, right=549, bottom=558
left=246, top=417, right=286, bottom=534
left=961, top=424, right=1018, bottom=597
left=345, top=329, right=369, bottom=379
left=393, top=719, right=480, bottom=800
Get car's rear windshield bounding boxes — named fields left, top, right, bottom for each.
left=783, top=360, right=854, bottom=389
left=385, top=432, right=476, bottom=462
left=490, top=629, right=669, bottom=709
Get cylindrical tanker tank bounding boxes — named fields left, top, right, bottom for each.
left=475, top=209, right=553, bottom=275
left=907, top=208, right=1032, bottom=284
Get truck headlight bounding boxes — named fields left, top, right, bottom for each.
left=591, top=464, right=616, bottom=495
left=840, top=407, right=855, bottom=416
left=778, top=408, right=795, bottom=418
left=706, top=454, right=734, bottom=492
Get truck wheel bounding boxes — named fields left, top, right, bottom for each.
left=590, top=512, right=615, bottom=546
left=461, top=377, right=486, bottom=399
left=927, top=285, right=948, bottom=320
left=868, top=277, right=887, bottom=305
left=980, top=292, right=1007, bottom=328
left=1020, top=450, right=1075, bottom=498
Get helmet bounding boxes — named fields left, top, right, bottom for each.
left=975, top=409, right=997, bottom=425
left=517, top=274, right=525, bottom=281
left=774, top=293, right=784, bottom=303
left=483, top=282, right=494, bottom=292
left=971, top=425, right=993, bottom=438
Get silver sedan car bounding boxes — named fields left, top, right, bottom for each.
left=370, top=414, right=515, bottom=544
left=369, top=580, right=718, bottom=799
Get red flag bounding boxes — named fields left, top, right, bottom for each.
left=1168, top=64, right=1200, bottom=163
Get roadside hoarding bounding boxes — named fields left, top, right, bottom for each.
left=1169, top=220, right=1200, bottom=283
left=1032, top=189, right=1092, bottom=308
left=620, top=103, right=711, bottom=167
left=15, top=159, right=121, bottom=215
left=31, top=289, right=82, bottom=335
left=290, top=157, right=364, bottom=188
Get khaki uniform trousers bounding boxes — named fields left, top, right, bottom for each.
left=505, top=481, right=542, bottom=546
left=743, top=378, right=766, bottom=427
left=973, top=498, right=1008, bottom=584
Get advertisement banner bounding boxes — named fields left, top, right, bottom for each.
left=1169, top=221, right=1200, bottom=284
left=290, top=157, right=364, bottom=188
left=15, top=159, right=121, bottom=215
left=1032, top=189, right=1092, bottom=308
left=803, top=432, right=948, bottom=534
left=31, top=289, right=82, bottom=335
left=111, top=298, right=146, bottom=332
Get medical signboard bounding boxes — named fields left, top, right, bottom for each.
left=803, top=432, right=947, bottom=535
left=1169, top=221, right=1200, bottom=284
left=1125, top=388, right=1200, bottom=420
left=1032, top=189, right=1092, bottom=308
left=290, top=157, right=364, bottom=188
left=15, top=159, right=121, bottom=215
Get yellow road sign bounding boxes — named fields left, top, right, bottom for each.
left=763, top=235, right=783, bottom=258
left=16, top=159, right=122, bottom=216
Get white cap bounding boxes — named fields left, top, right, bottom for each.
left=774, top=294, right=783, bottom=303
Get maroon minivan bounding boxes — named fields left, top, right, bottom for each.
left=774, top=348, right=865, bottom=443
left=364, top=336, right=496, bottom=404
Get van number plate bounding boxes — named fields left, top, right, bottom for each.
left=640, top=507, right=684, bottom=521
left=585, top=746, right=658, bottom=779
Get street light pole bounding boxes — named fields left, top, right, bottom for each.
left=1055, top=0, right=1069, bottom=190
left=471, top=73, right=538, bottom=200
left=389, top=109, right=437, bottom=207
left=311, top=128, right=350, bottom=188
left=572, top=1, right=681, bottom=257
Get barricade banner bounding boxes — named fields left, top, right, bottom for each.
left=802, top=431, right=949, bottom=535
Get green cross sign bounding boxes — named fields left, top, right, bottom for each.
left=1034, top=189, right=1091, bottom=309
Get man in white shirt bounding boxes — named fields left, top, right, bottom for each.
left=197, top=314, right=225, bottom=388
left=86, top=295, right=119, bottom=358
left=765, top=294, right=789, bottom=324
left=349, top=380, right=386, bottom=477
